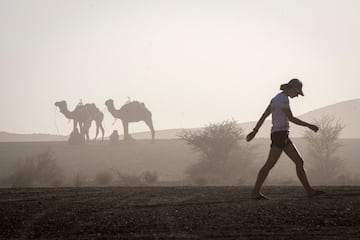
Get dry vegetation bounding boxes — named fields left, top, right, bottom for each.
left=0, top=139, right=195, bottom=187
left=0, top=137, right=360, bottom=187
left=1, top=148, right=63, bottom=188
left=178, top=120, right=256, bottom=185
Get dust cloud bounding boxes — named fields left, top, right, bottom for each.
left=0, top=137, right=359, bottom=188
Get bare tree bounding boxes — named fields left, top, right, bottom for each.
left=178, top=119, right=252, bottom=185
left=178, top=119, right=243, bottom=163
left=304, top=115, right=345, bottom=183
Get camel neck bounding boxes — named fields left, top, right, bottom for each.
left=60, top=107, right=74, bottom=119
left=107, top=104, right=122, bottom=119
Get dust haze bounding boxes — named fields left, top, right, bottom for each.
left=0, top=98, right=359, bottom=187
left=1, top=132, right=359, bottom=188
left=1, top=1, right=360, bottom=239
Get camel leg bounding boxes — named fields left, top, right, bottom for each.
left=93, top=123, right=104, bottom=141
left=73, top=120, right=77, bottom=132
left=100, top=124, right=105, bottom=141
left=87, top=122, right=91, bottom=141
left=145, top=118, right=155, bottom=142
left=83, top=122, right=90, bottom=141
left=99, top=114, right=105, bottom=141
left=122, top=120, right=129, bottom=142
left=94, top=123, right=99, bottom=141
left=79, top=122, right=84, bottom=135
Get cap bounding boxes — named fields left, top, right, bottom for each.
left=287, top=78, right=304, bottom=96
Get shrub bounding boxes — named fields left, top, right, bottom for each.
left=3, top=148, right=63, bottom=187
left=113, top=169, right=143, bottom=186
left=112, top=169, right=159, bottom=186
left=178, top=120, right=255, bottom=185
left=73, top=172, right=88, bottom=187
left=178, top=119, right=243, bottom=163
left=50, top=178, right=63, bottom=188
left=304, top=115, right=345, bottom=184
left=185, top=145, right=256, bottom=186
left=94, top=169, right=113, bottom=186
left=142, top=170, right=158, bottom=185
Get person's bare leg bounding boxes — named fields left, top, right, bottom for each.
left=283, top=143, right=324, bottom=197
left=252, top=146, right=283, bottom=199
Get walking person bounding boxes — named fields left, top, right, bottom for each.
left=246, top=79, right=324, bottom=200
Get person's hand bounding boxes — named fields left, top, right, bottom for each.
left=246, top=129, right=258, bottom=142
left=308, top=124, right=319, bottom=132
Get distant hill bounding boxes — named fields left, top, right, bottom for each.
left=1, top=99, right=359, bottom=142
left=132, top=99, right=360, bottom=139
left=298, top=99, right=360, bottom=138
left=231, top=98, right=360, bottom=139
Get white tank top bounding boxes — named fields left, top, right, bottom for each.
left=270, top=92, right=290, bottom=133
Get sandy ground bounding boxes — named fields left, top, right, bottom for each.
left=0, top=186, right=359, bottom=239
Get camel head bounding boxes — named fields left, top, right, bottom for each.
left=54, top=100, right=67, bottom=111
left=105, top=99, right=114, bottom=108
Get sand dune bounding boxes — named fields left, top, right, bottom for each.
left=134, top=98, right=360, bottom=139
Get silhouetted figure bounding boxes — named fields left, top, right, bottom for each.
left=55, top=100, right=105, bottom=141
left=246, top=79, right=324, bottom=200
left=109, top=130, right=120, bottom=145
left=105, top=99, right=155, bottom=143
left=77, top=99, right=84, bottom=107
left=68, top=128, right=85, bottom=145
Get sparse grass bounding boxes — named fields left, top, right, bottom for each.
left=113, top=169, right=143, bottom=186
left=142, top=170, right=158, bottom=185
left=112, top=169, right=160, bottom=186
left=1, top=148, right=63, bottom=187
left=0, top=139, right=360, bottom=187
left=73, top=172, right=88, bottom=187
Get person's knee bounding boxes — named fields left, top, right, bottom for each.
left=295, top=158, right=304, bottom=169
left=262, top=162, right=276, bottom=172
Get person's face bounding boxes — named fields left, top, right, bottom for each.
left=288, top=87, right=300, bottom=98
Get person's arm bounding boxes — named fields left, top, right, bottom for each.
left=282, top=107, right=319, bottom=132
left=246, top=104, right=271, bottom=142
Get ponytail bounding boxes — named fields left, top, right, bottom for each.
left=280, top=84, right=288, bottom=91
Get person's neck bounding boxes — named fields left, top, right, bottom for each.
left=282, top=90, right=290, bottom=96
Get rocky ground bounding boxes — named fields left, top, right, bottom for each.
left=0, top=186, right=359, bottom=239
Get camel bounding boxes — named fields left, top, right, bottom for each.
left=105, top=99, right=155, bottom=142
left=54, top=101, right=87, bottom=133
left=54, top=101, right=105, bottom=141
left=82, top=103, right=105, bottom=141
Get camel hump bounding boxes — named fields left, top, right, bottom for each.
left=121, top=101, right=148, bottom=111
left=125, top=100, right=145, bottom=107
left=74, top=103, right=86, bottom=112
left=85, top=103, right=103, bottom=115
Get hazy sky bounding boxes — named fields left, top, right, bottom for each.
left=1, top=0, right=360, bottom=135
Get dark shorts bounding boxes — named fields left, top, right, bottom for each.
left=271, top=131, right=293, bottom=149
